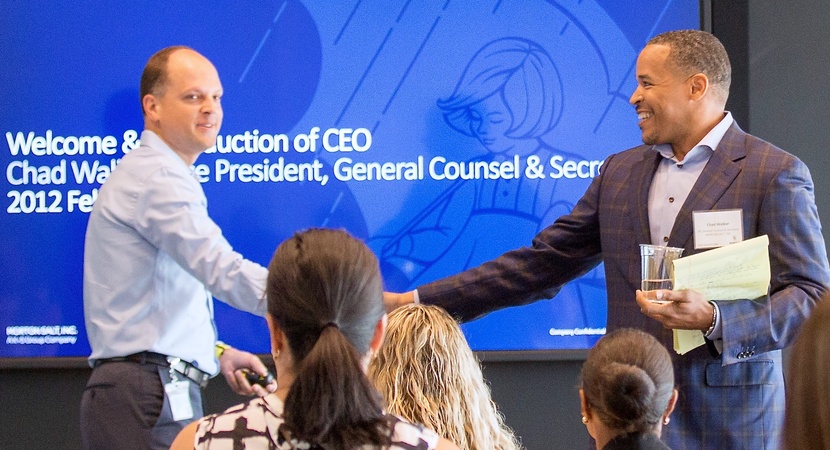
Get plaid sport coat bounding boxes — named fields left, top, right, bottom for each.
left=420, top=122, right=830, bottom=450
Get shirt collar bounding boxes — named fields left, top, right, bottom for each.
left=140, top=129, right=195, bottom=172
left=653, top=111, right=734, bottom=161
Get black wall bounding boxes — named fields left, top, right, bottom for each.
left=0, top=359, right=587, bottom=449
left=4, top=2, right=829, bottom=449
left=746, top=0, right=830, bottom=245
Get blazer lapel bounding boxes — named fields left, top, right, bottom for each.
left=669, top=123, right=747, bottom=250
left=633, top=148, right=663, bottom=246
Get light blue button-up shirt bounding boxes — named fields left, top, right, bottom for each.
left=647, top=112, right=734, bottom=341
left=83, top=130, right=267, bottom=375
left=647, top=112, right=734, bottom=246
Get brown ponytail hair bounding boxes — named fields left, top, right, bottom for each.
left=266, top=228, right=390, bottom=448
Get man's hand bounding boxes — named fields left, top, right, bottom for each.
left=635, top=289, right=714, bottom=331
left=383, top=290, right=415, bottom=312
left=218, top=346, right=277, bottom=396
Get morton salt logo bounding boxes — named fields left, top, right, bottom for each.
left=5, top=325, right=79, bottom=345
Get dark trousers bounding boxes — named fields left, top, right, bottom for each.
left=79, top=360, right=203, bottom=450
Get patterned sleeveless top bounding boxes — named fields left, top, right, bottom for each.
left=192, top=395, right=440, bottom=449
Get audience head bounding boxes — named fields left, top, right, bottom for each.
left=579, top=328, right=676, bottom=448
left=266, top=228, right=389, bottom=448
left=369, top=304, right=521, bottom=450
left=784, top=296, right=830, bottom=449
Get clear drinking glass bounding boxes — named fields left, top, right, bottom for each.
left=639, top=244, right=684, bottom=291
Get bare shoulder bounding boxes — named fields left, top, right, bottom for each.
left=436, top=436, right=462, bottom=450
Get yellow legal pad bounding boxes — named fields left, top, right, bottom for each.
left=671, top=235, right=771, bottom=354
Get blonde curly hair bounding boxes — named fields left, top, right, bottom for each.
left=369, top=304, right=522, bottom=450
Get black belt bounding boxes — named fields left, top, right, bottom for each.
left=94, top=351, right=210, bottom=388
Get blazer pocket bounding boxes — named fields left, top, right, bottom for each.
left=705, top=359, right=774, bottom=386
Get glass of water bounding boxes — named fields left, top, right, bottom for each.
left=640, top=244, right=684, bottom=293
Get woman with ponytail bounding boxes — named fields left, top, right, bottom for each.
left=171, top=228, right=460, bottom=450
left=579, top=329, right=677, bottom=450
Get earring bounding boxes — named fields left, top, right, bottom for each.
left=581, top=416, right=589, bottom=424
left=663, top=417, right=670, bottom=426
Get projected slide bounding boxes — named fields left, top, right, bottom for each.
left=0, top=0, right=699, bottom=359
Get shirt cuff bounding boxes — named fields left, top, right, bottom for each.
left=412, top=289, right=420, bottom=305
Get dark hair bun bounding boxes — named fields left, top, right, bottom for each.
left=601, top=362, right=656, bottom=429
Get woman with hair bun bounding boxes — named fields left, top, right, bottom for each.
left=579, top=328, right=678, bottom=450
left=171, top=228, right=460, bottom=450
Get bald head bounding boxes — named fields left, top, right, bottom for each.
left=140, top=46, right=207, bottom=115
left=139, top=46, right=223, bottom=164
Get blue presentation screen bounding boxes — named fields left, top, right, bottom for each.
left=0, top=0, right=699, bottom=360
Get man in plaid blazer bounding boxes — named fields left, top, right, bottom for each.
left=386, top=30, right=830, bottom=449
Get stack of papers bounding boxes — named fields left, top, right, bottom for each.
left=671, top=235, right=770, bottom=354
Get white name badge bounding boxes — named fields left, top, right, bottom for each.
left=692, top=209, right=743, bottom=249
left=164, top=379, right=194, bottom=422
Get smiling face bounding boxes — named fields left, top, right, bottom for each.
left=629, top=44, right=697, bottom=157
left=143, top=49, right=223, bottom=165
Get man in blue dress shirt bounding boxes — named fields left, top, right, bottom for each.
left=80, top=46, right=275, bottom=450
